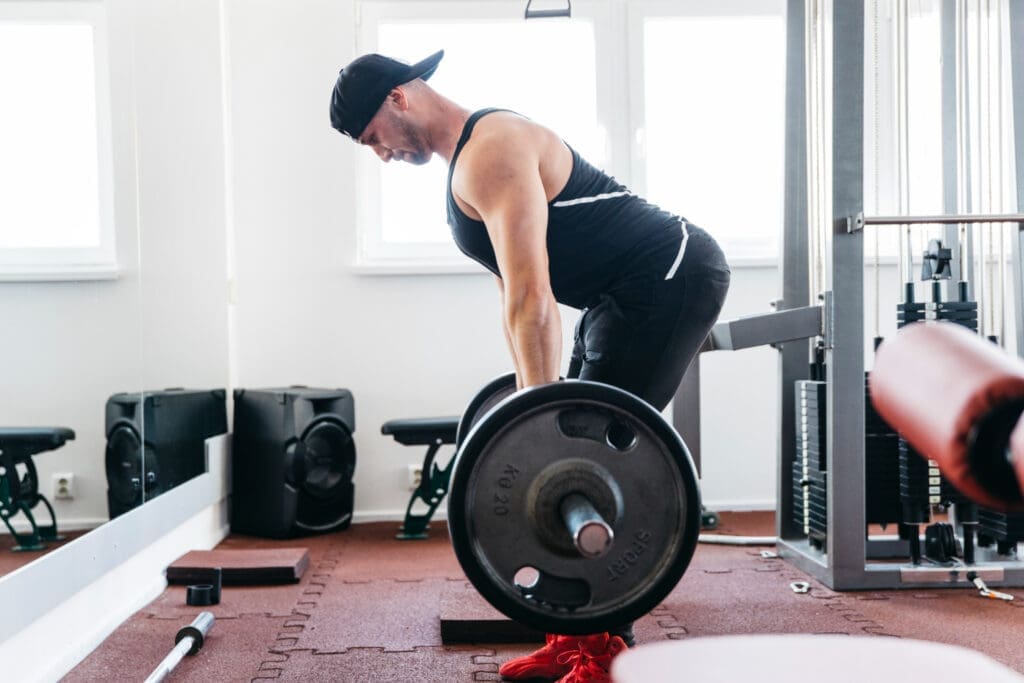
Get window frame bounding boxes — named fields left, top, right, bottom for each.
left=0, top=0, right=118, bottom=282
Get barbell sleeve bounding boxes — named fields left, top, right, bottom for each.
left=143, top=612, right=216, bottom=683
left=560, top=493, right=614, bottom=558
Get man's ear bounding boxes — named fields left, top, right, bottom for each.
left=389, top=87, right=410, bottom=111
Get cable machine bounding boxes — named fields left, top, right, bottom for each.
left=674, top=0, right=1024, bottom=590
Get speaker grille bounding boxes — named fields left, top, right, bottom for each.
left=294, top=419, right=355, bottom=531
left=106, top=425, right=144, bottom=507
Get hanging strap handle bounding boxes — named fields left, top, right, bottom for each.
left=524, top=0, right=571, bottom=19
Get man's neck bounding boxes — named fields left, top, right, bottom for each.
left=427, top=96, right=472, bottom=164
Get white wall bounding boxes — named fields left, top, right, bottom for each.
left=132, top=0, right=230, bottom=391
left=698, top=266, right=780, bottom=509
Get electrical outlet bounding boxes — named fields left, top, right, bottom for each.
left=53, top=473, right=75, bottom=500
left=407, top=464, right=423, bottom=491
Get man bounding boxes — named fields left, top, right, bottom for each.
left=330, top=50, right=730, bottom=683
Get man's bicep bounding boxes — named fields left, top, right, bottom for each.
left=486, top=195, right=550, bottom=289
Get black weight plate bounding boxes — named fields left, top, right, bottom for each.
left=448, top=380, right=701, bottom=635
left=455, top=372, right=518, bottom=449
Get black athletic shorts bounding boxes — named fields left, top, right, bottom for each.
left=567, top=223, right=730, bottom=412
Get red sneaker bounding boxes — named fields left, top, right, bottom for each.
left=499, top=634, right=615, bottom=680
left=554, top=634, right=628, bottom=683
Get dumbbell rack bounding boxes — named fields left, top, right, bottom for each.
left=675, top=0, right=1024, bottom=590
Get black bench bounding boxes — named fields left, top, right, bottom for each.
left=0, top=427, right=75, bottom=551
left=381, top=417, right=458, bottom=540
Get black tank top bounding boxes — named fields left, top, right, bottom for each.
left=446, top=109, right=687, bottom=310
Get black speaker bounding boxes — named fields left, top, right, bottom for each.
left=231, top=386, right=356, bottom=538
left=105, top=388, right=228, bottom=519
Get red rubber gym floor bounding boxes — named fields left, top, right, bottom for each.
left=64, top=512, right=1024, bottom=682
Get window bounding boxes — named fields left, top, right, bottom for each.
left=0, top=2, right=116, bottom=280
left=356, top=1, right=605, bottom=270
left=355, top=0, right=787, bottom=270
left=629, top=0, right=787, bottom=262
left=904, top=3, right=943, bottom=216
left=861, top=0, right=1016, bottom=264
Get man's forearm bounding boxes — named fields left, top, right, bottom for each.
left=496, top=277, right=524, bottom=388
left=505, top=294, right=561, bottom=388
left=500, top=310, right=524, bottom=389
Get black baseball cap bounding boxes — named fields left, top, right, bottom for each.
left=330, top=50, right=444, bottom=140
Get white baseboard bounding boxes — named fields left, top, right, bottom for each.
left=702, top=498, right=777, bottom=512
left=352, top=509, right=431, bottom=524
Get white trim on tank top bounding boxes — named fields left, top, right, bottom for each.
left=664, top=220, right=689, bottom=280
left=551, top=191, right=632, bottom=207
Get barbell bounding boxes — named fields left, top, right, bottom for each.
left=448, top=376, right=701, bottom=634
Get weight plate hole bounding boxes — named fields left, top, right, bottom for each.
left=606, top=421, right=637, bottom=451
left=513, top=566, right=541, bottom=590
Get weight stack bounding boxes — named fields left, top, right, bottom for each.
left=894, top=293, right=925, bottom=520
left=896, top=300, right=927, bottom=328
left=792, top=461, right=806, bottom=535
left=893, top=288, right=975, bottom=520
left=940, top=474, right=973, bottom=507
left=934, top=293, right=978, bottom=507
left=232, top=387, right=356, bottom=539
left=896, top=421, right=957, bottom=513
left=926, top=300, right=978, bottom=331
left=793, top=380, right=827, bottom=537
left=977, top=509, right=1024, bottom=555
left=897, top=440, right=933, bottom=524
left=895, top=294, right=931, bottom=520
left=864, top=373, right=901, bottom=525
left=806, top=469, right=828, bottom=549
left=798, top=380, right=826, bottom=471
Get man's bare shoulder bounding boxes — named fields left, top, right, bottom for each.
left=460, top=113, right=547, bottom=164
left=452, top=116, right=532, bottom=198
left=452, top=112, right=572, bottom=217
